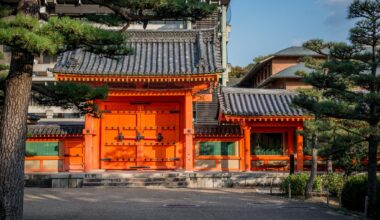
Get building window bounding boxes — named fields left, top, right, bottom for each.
left=251, top=133, right=283, bottom=155
left=199, top=142, right=236, bottom=156
left=26, top=142, right=59, bottom=157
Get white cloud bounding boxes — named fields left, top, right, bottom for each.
left=317, top=0, right=353, bottom=28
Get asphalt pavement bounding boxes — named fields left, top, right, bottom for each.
left=24, top=188, right=357, bottom=220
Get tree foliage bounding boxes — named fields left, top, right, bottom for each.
left=229, top=66, right=246, bottom=78
left=0, top=13, right=132, bottom=56
left=301, top=115, right=368, bottom=175
left=32, top=83, right=108, bottom=116
left=292, top=0, right=380, bottom=216
left=84, top=0, right=217, bottom=28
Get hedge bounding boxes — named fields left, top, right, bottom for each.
left=341, top=175, right=380, bottom=218
left=280, top=173, right=322, bottom=196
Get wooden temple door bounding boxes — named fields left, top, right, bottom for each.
left=100, top=107, right=139, bottom=169
left=100, top=102, right=181, bottom=170
left=64, top=140, right=84, bottom=171
left=138, top=102, right=180, bottom=169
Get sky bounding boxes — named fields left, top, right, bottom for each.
left=228, top=0, right=354, bottom=67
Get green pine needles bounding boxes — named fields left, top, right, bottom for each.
left=292, top=0, right=380, bottom=216
left=0, top=13, right=132, bottom=56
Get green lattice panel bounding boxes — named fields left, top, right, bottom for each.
left=200, top=142, right=235, bottom=156
left=26, top=142, right=59, bottom=156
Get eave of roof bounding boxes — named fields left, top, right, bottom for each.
left=236, top=56, right=274, bottom=87
left=27, top=124, right=84, bottom=138
left=219, top=87, right=306, bottom=118
left=256, top=63, right=310, bottom=88
left=194, top=124, right=242, bottom=137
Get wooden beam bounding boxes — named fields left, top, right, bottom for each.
left=184, top=92, right=194, bottom=171
left=296, top=126, right=304, bottom=171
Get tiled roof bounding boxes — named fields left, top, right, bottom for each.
left=53, top=29, right=222, bottom=76
left=274, top=46, right=326, bottom=57
left=27, top=124, right=84, bottom=137
left=272, top=63, right=311, bottom=79
left=194, top=124, right=242, bottom=137
left=219, top=87, right=305, bottom=116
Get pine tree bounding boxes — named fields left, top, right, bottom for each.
left=299, top=116, right=368, bottom=198
left=318, top=120, right=368, bottom=176
left=0, top=1, right=216, bottom=219
left=292, top=0, right=380, bottom=216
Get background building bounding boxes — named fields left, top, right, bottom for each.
left=237, top=46, right=326, bottom=89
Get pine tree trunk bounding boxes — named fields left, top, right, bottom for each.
left=0, top=51, right=33, bottom=220
left=367, top=132, right=379, bottom=217
left=305, top=135, right=318, bottom=199
left=0, top=1, right=39, bottom=219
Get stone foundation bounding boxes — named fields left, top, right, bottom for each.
left=25, top=172, right=289, bottom=189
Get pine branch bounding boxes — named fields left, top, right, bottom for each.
left=86, top=0, right=216, bottom=27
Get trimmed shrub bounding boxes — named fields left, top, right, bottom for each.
left=280, top=173, right=322, bottom=196
left=341, top=175, right=380, bottom=218
left=321, top=173, right=345, bottom=196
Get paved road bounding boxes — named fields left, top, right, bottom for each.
left=24, top=188, right=356, bottom=220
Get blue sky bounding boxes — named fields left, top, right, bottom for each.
left=228, top=0, right=354, bottom=67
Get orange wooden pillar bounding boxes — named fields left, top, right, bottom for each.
left=83, top=114, right=95, bottom=172
left=239, top=138, right=245, bottom=171
left=91, top=117, right=100, bottom=170
left=296, top=126, right=304, bottom=171
left=243, top=126, right=251, bottom=171
left=184, top=92, right=194, bottom=171
left=287, top=129, right=294, bottom=155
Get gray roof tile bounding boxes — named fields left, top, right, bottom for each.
left=195, top=124, right=242, bottom=137
left=53, top=29, right=222, bottom=76
left=219, top=87, right=305, bottom=116
left=28, top=124, right=84, bottom=137
left=274, top=46, right=326, bottom=57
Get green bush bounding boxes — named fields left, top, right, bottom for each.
left=341, top=175, right=380, bottom=218
left=321, top=173, right=345, bottom=196
left=280, top=173, right=322, bottom=196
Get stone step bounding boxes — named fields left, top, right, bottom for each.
left=82, top=180, right=187, bottom=188
left=82, top=176, right=188, bottom=188
left=83, top=180, right=186, bottom=185
left=83, top=177, right=186, bottom=183
left=83, top=173, right=187, bottom=179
